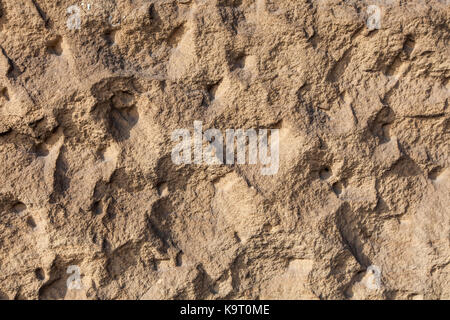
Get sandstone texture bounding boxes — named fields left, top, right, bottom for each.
left=0, top=0, right=449, bottom=300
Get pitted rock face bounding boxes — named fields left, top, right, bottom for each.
left=0, top=0, right=448, bottom=300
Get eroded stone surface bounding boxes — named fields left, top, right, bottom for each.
left=0, top=0, right=448, bottom=300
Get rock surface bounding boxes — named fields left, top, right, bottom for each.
left=0, top=0, right=449, bottom=300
